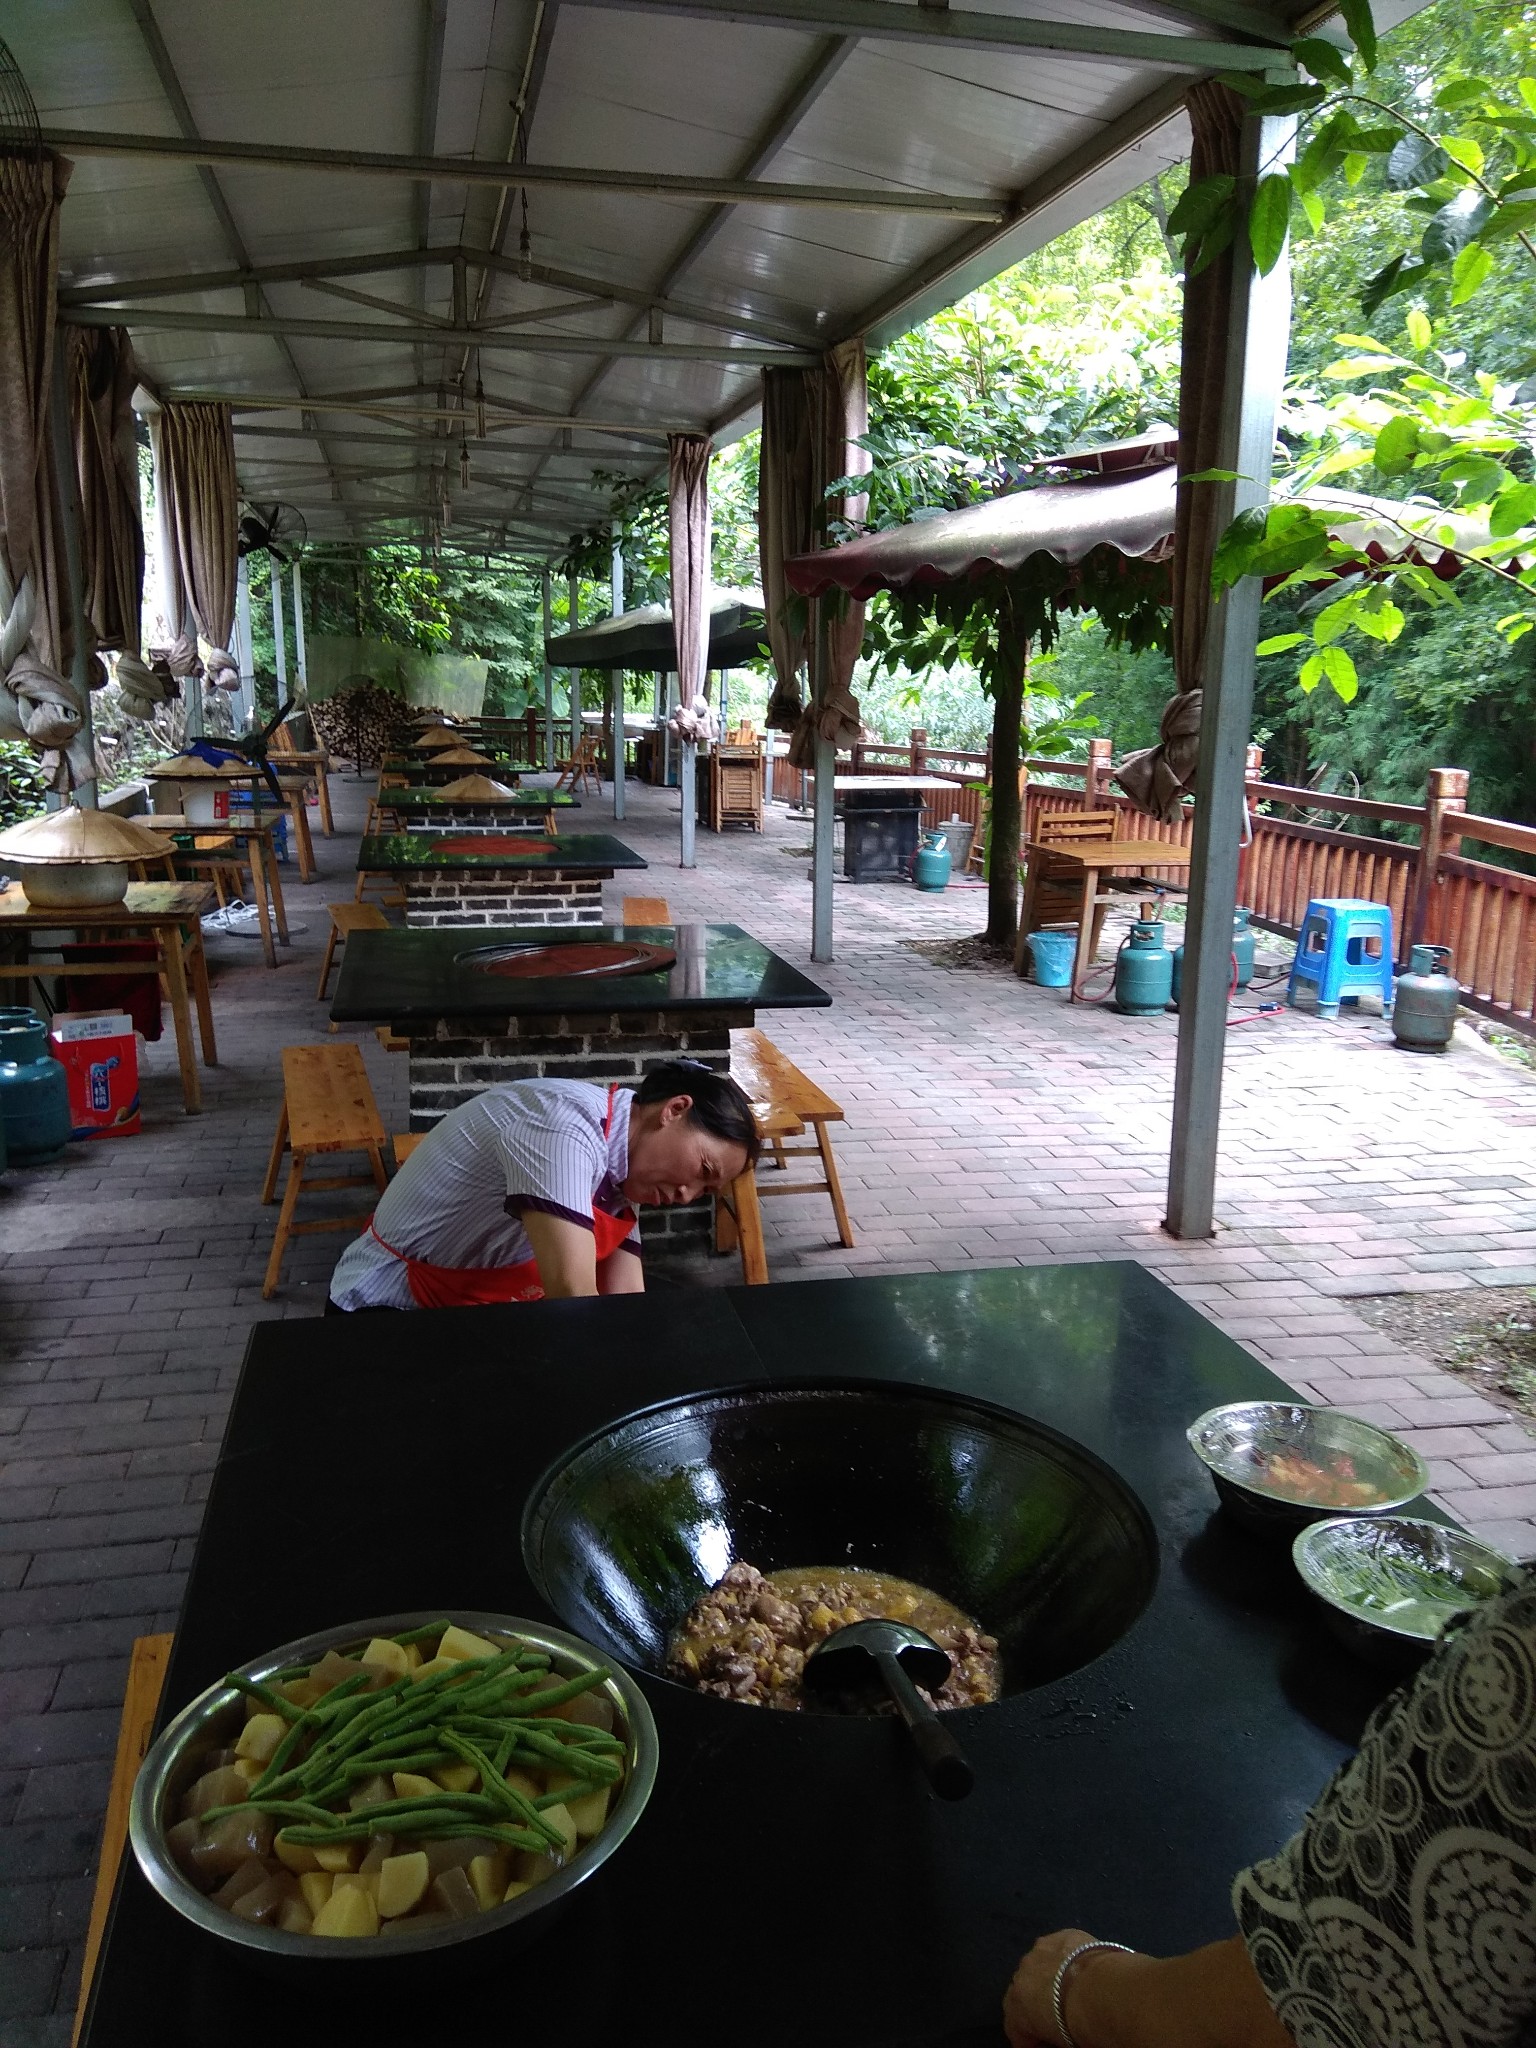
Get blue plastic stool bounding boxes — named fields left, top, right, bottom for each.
left=1287, top=898, right=1395, bottom=1019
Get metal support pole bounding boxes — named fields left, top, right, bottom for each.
left=679, top=741, right=697, bottom=868
left=291, top=559, right=308, bottom=705
left=1166, top=109, right=1295, bottom=1240
left=541, top=568, right=555, bottom=771
left=566, top=571, right=580, bottom=759
left=810, top=606, right=834, bottom=963
left=663, top=671, right=676, bottom=788
left=271, top=562, right=289, bottom=703
left=610, top=540, right=625, bottom=820
left=234, top=554, right=256, bottom=729
left=47, top=342, right=96, bottom=806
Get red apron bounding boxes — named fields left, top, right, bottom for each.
left=368, top=1085, right=636, bottom=1310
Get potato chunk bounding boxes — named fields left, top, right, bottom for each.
left=468, top=1851, right=510, bottom=1910
left=376, top=1850, right=430, bottom=1920
left=391, top=1771, right=439, bottom=1800
left=273, top=1830, right=321, bottom=1876
left=539, top=1801, right=578, bottom=1859
left=298, top=1872, right=335, bottom=1917
left=436, top=1625, right=501, bottom=1663
left=430, top=1763, right=479, bottom=1795
left=233, top=1713, right=286, bottom=1764
left=361, top=1637, right=412, bottom=1680
left=312, top=1885, right=380, bottom=1937
left=311, top=1840, right=358, bottom=1874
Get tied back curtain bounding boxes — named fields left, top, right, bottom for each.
left=1116, top=80, right=1245, bottom=823
left=758, top=367, right=817, bottom=731
left=0, top=148, right=83, bottom=757
left=149, top=400, right=240, bottom=690
left=64, top=324, right=158, bottom=718
left=667, top=431, right=713, bottom=734
left=787, top=339, right=870, bottom=768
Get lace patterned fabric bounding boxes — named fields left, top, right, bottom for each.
left=1233, top=1571, right=1536, bottom=2048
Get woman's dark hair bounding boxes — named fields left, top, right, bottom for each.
left=634, top=1062, right=761, bottom=1168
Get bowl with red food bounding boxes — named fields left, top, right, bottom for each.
left=128, top=1613, right=657, bottom=1970
left=1186, top=1401, right=1430, bottom=1538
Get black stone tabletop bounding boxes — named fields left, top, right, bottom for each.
left=391, top=787, right=580, bottom=810
left=329, top=920, right=833, bottom=1022
left=356, top=831, right=647, bottom=873
left=79, top=1263, right=1420, bottom=2048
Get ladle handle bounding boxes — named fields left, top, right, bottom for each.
left=875, top=1650, right=974, bottom=1802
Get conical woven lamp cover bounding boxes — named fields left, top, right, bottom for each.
left=434, top=773, right=519, bottom=798
left=0, top=806, right=167, bottom=864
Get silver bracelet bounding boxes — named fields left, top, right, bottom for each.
left=1051, top=1939, right=1136, bottom=2048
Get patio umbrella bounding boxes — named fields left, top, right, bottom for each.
left=542, top=589, right=767, bottom=670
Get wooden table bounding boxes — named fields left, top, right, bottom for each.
left=1018, top=835, right=1192, bottom=995
left=0, top=882, right=218, bottom=1112
left=149, top=771, right=320, bottom=882
left=137, top=816, right=289, bottom=968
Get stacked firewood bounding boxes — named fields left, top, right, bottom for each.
left=309, top=681, right=445, bottom=767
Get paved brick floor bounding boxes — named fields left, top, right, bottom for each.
left=3, top=766, right=1534, bottom=2035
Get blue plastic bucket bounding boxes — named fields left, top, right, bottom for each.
left=1025, top=930, right=1075, bottom=987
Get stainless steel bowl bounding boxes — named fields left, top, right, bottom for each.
left=1187, top=1401, right=1429, bottom=1538
left=129, top=1612, right=658, bottom=1968
left=1293, top=1515, right=1517, bottom=1670
left=13, top=859, right=131, bottom=908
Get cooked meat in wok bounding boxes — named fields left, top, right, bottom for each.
left=667, top=1562, right=1000, bottom=1711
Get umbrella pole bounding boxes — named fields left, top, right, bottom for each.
left=541, top=569, right=555, bottom=771
left=811, top=602, right=834, bottom=963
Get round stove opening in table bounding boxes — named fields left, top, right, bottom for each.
left=456, top=940, right=678, bottom=979
left=522, top=1381, right=1158, bottom=1705
left=431, top=834, right=558, bottom=857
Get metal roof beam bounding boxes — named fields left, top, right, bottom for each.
left=234, top=422, right=659, bottom=455
left=575, top=0, right=1292, bottom=63
left=464, top=246, right=816, bottom=345
left=69, top=303, right=816, bottom=363
left=302, top=278, right=458, bottom=327
left=39, top=127, right=1007, bottom=217
left=179, top=389, right=679, bottom=433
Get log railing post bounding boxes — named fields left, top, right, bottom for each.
left=1086, top=736, right=1113, bottom=807
left=1237, top=743, right=1264, bottom=904
left=1410, top=765, right=1469, bottom=955
left=910, top=726, right=928, bottom=775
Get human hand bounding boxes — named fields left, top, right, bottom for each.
left=1003, top=1928, right=1099, bottom=2048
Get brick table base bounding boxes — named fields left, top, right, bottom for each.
left=402, top=870, right=603, bottom=927
left=404, top=1006, right=749, bottom=1248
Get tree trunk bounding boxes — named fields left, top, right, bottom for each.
left=986, top=636, right=1026, bottom=947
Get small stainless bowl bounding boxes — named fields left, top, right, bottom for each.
left=129, top=1612, right=658, bottom=1970
left=1293, top=1515, right=1517, bottom=1670
left=1188, top=1401, right=1429, bottom=1538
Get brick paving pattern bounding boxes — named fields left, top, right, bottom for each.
left=3, top=767, right=1534, bottom=2035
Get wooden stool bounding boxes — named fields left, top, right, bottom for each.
left=622, top=895, right=672, bottom=924
left=355, top=865, right=406, bottom=907
left=376, top=1025, right=410, bottom=1053
left=75, top=1632, right=172, bottom=2042
left=261, top=1045, right=389, bottom=1298
left=316, top=902, right=389, bottom=1001
left=717, top=1029, right=855, bottom=1280
left=393, top=1130, right=426, bottom=1166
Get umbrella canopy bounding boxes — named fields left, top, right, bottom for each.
left=0, top=804, right=166, bottom=864
left=544, top=589, right=767, bottom=672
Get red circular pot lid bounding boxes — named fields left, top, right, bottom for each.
left=432, top=834, right=556, bottom=857
left=458, top=941, right=677, bottom=979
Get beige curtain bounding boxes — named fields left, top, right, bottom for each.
left=1116, top=81, right=1245, bottom=821
left=148, top=400, right=240, bottom=692
left=667, top=431, right=713, bottom=723
left=64, top=324, right=161, bottom=719
left=788, top=340, right=870, bottom=768
left=0, top=149, right=84, bottom=760
left=757, top=367, right=816, bottom=731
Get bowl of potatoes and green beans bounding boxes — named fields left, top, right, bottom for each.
left=129, top=1614, right=658, bottom=1965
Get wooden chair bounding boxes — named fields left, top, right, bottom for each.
left=622, top=895, right=673, bottom=925
left=316, top=902, right=389, bottom=1003
left=74, top=1632, right=173, bottom=2043
left=271, top=721, right=336, bottom=836
left=709, top=746, right=764, bottom=832
left=261, top=1045, right=389, bottom=1298
left=1017, top=807, right=1117, bottom=969
left=554, top=733, right=603, bottom=796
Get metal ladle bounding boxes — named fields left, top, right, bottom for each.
left=802, top=1619, right=975, bottom=1800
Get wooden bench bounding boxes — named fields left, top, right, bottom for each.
left=74, top=1632, right=173, bottom=2044
left=316, top=901, right=389, bottom=1001
left=714, top=1028, right=854, bottom=1283
left=261, top=1045, right=389, bottom=1297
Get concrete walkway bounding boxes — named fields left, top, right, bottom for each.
left=3, top=765, right=1534, bottom=2035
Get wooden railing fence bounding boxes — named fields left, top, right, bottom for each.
left=769, top=730, right=1536, bottom=1038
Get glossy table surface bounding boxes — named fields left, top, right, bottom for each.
left=80, top=1263, right=1412, bottom=2048
left=329, top=920, right=833, bottom=1022
left=388, top=788, right=579, bottom=811
left=0, top=880, right=213, bottom=926
left=356, top=831, right=646, bottom=873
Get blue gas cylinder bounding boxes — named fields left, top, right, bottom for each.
left=1232, top=906, right=1256, bottom=988
left=1115, top=920, right=1174, bottom=1015
left=0, top=1008, right=71, bottom=1164
left=913, top=829, right=951, bottom=892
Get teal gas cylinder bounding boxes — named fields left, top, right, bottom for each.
left=1115, top=920, right=1174, bottom=1015
left=0, top=1008, right=71, bottom=1164
left=1232, top=906, right=1256, bottom=988
left=913, top=829, right=952, bottom=892
left=1391, top=944, right=1459, bottom=1053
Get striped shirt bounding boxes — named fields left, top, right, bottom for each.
left=328, top=1079, right=641, bottom=1311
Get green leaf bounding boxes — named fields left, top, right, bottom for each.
left=1166, top=173, right=1235, bottom=236
left=1333, top=332, right=1396, bottom=353
left=1299, top=652, right=1325, bottom=693
left=1292, top=35, right=1351, bottom=85
left=1442, top=136, right=1486, bottom=178
left=1343, top=152, right=1368, bottom=187
left=1210, top=505, right=1269, bottom=588
left=1436, top=77, right=1492, bottom=110
left=1182, top=468, right=1242, bottom=483
left=1372, top=414, right=1420, bottom=476
left=1451, top=241, right=1494, bottom=305
left=1186, top=198, right=1243, bottom=278
left=1361, top=254, right=1406, bottom=314
left=1521, top=78, right=1536, bottom=117
left=1421, top=191, right=1496, bottom=264
left=1338, top=0, right=1377, bottom=68
left=1490, top=481, right=1536, bottom=536
left=1255, top=632, right=1309, bottom=655
left=1248, top=174, right=1293, bottom=274
left=1405, top=307, right=1433, bottom=349
left=1440, top=454, right=1510, bottom=500
left=1386, top=132, right=1450, bottom=190
left=1313, top=596, right=1358, bottom=645
left=1321, top=646, right=1359, bottom=701
left=1324, top=354, right=1397, bottom=378
left=1243, top=82, right=1329, bottom=116
left=1311, top=445, right=1369, bottom=479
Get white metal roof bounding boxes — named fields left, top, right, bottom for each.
left=9, top=0, right=1385, bottom=556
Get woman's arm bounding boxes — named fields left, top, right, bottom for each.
left=521, top=1209, right=599, bottom=1298
left=597, top=1246, right=644, bottom=1295
left=1004, top=1930, right=1295, bottom=2048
